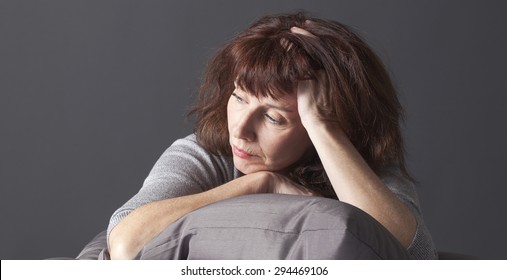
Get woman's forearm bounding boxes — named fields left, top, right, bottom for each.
left=303, top=120, right=416, bottom=248
left=108, top=171, right=270, bottom=259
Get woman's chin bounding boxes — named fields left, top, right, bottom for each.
left=233, top=158, right=262, bottom=174
left=234, top=163, right=257, bottom=174
left=233, top=155, right=288, bottom=174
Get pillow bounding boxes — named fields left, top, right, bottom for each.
left=138, top=194, right=411, bottom=259
left=76, top=230, right=108, bottom=260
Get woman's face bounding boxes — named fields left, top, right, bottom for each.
left=227, top=84, right=313, bottom=174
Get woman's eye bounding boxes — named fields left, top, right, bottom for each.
left=264, top=113, right=282, bottom=125
left=231, top=93, right=244, bottom=103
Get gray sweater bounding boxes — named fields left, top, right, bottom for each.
left=108, top=134, right=437, bottom=259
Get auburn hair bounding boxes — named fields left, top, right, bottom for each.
left=189, top=12, right=411, bottom=198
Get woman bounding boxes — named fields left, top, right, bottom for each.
left=107, top=12, right=436, bottom=259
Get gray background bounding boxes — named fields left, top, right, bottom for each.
left=1, top=0, right=506, bottom=259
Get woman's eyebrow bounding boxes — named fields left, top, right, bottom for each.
left=264, top=102, right=295, bottom=113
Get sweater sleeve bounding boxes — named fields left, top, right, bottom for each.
left=106, top=134, right=236, bottom=238
left=379, top=166, right=438, bottom=259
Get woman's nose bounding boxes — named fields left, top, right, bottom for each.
left=232, top=111, right=256, bottom=141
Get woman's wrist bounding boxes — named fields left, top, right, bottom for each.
left=257, top=171, right=275, bottom=193
left=299, top=114, right=322, bottom=129
left=239, top=171, right=274, bottom=194
left=301, top=116, right=346, bottom=140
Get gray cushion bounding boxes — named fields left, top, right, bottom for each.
left=139, top=194, right=410, bottom=259
left=76, top=230, right=108, bottom=260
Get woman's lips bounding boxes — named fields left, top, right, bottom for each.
left=232, top=145, right=253, bottom=159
